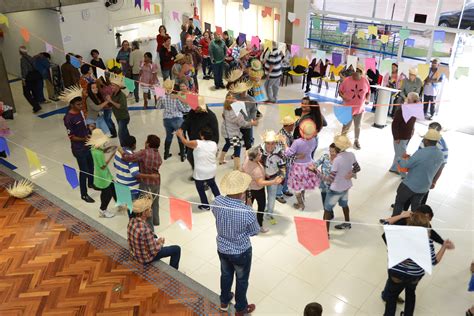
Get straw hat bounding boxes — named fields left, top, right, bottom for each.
left=86, top=128, right=109, bottom=148
left=356, top=64, right=365, bottom=73
left=229, top=80, right=253, bottom=94
left=109, top=74, right=124, bottom=87
left=408, top=67, right=418, bottom=75
left=220, top=170, right=252, bottom=195
left=197, top=96, right=207, bottom=112
left=334, top=134, right=352, bottom=151
left=261, top=130, right=278, bottom=143
left=250, top=59, right=263, bottom=71
left=239, top=48, right=250, bottom=59
left=226, top=68, right=243, bottom=83
left=423, top=129, right=441, bottom=141
left=280, top=115, right=297, bottom=125
left=163, top=79, right=175, bottom=92
left=132, top=195, right=153, bottom=214
left=7, top=179, right=34, bottom=199
left=299, top=119, right=317, bottom=140
left=59, top=85, right=83, bottom=104
left=175, top=53, right=185, bottom=62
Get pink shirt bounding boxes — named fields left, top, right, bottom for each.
left=242, top=158, right=265, bottom=191
left=339, top=76, right=371, bottom=115
left=139, top=62, right=158, bottom=86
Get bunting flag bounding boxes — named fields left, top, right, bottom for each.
left=45, top=42, right=54, bottom=53
left=262, top=6, right=272, bottom=18
left=154, top=4, right=161, bottom=14
left=278, top=104, right=296, bottom=121
left=329, top=65, right=344, bottom=77
left=380, top=34, right=389, bottom=44
left=331, top=52, right=342, bottom=67
left=20, top=27, right=30, bottom=42
left=250, top=36, right=260, bottom=48
left=405, top=38, right=415, bottom=47
left=313, top=17, right=321, bottom=29
left=24, top=148, right=42, bottom=171
left=231, top=101, right=247, bottom=116
left=135, top=0, right=141, bottom=9
left=293, top=18, right=300, bottom=26
left=398, top=61, right=410, bottom=77
left=114, top=182, right=133, bottom=212
left=193, top=18, right=201, bottom=30
left=274, top=13, right=280, bottom=22
left=290, top=44, right=299, bottom=57
left=155, top=86, right=165, bottom=97
left=70, top=55, right=81, bottom=68
left=316, top=50, right=326, bottom=62
left=63, top=164, right=79, bottom=189
left=368, top=25, right=377, bottom=36
left=339, top=21, right=348, bottom=33
left=243, top=0, right=250, bottom=10
left=215, top=26, right=223, bottom=35
left=287, top=12, right=296, bottom=23
left=238, top=32, right=246, bottom=44
left=365, top=57, right=376, bottom=73
left=454, top=66, right=470, bottom=80
left=399, top=28, right=410, bottom=40
left=264, top=39, right=273, bottom=52
left=143, top=0, right=151, bottom=12
left=169, top=197, right=192, bottom=230
left=96, top=67, right=106, bottom=80
left=124, top=77, right=135, bottom=92
left=433, top=30, right=445, bottom=42
left=417, top=63, right=430, bottom=81
left=346, top=55, right=358, bottom=71
left=278, top=42, right=287, bottom=54
left=0, top=14, right=9, bottom=27
left=227, top=30, right=234, bottom=38
left=186, top=93, right=199, bottom=110
left=294, top=217, right=329, bottom=256
left=204, top=22, right=211, bottom=32
left=333, top=106, right=353, bottom=125
left=401, top=103, right=424, bottom=123
left=469, top=275, right=474, bottom=292
left=0, top=137, right=10, bottom=156
left=380, top=58, right=394, bottom=75
left=356, top=30, right=366, bottom=40
left=172, top=11, right=180, bottom=22
left=384, top=225, right=433, bottom=275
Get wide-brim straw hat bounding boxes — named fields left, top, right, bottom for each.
left=423, top=129, right=441, bottom=141
left=197, top=96, right=207, bottom=112
left=226, top=68, right=243, bottom=83
left=220, top=170, right=252, bottom=195
left=175, top=53, right=185, bottom=62
left=229, top=80, right=253, bottom=94
left=59, top=85, right=83, bottom=104
left=132, top=195, right=153, bottom=213
left=163, top=79, right=175, bottom=91
left=261, top=130, right=278, bottom=143
left=356, top=64, right=365, bottom=73
left=239, top=48, right=250, bottom=59
left=408, top=67, right=418, bottom=75
left=109, top=75, right=124, bottom=87
left=250, top=59, right=262, bottom=71
left=334, top=134, right=352, bottom=151
left=280, top=115, right=297, bottom=125
left=299, top=119, right=317, bottom=140
left=86, top=128, right=110, bottom=148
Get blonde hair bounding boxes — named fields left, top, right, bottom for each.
left=223, top=92, right=233, bottom=111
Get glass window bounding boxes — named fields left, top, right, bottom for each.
left=439, top=0, right=474, bottom=29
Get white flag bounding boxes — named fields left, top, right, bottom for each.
left=231, top=101, right=247, bottom=117
left=96, top=67, right=106, bottom=80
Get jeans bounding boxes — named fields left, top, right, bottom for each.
left=266, top=184, right=278, bottom=214
left=100, top=183, right=116, bottom=211
left=342, top=112, right=363, bottom=141
left=202, top=57, right=211, bottom=76
left=195, top=178, right=220, bottom=207
left=264, top=77, right=281, bottom=102
left=213, top=62, right=224, bottom=87
left=403, top=191, right=429, bottom=211
left=218, top=247, right=252, bottom=312
left=250, top=188, right=265, bottom=227
left=324, top=189, right=349, bottom=213
left=222, top=138, right=242, bottom=157
left=390, top=139, right=409, bottom=171
left=132, top=74, right=140, bottom=102
left=37, top=78, right=46, bottom=103
left=163, top=117, right=184, bottom=143
left=140, top=182, right=160, bottom=228
left=162, top=69, right=171, bottom=80
left=117, top=118, right=130, bottom=147
left=95, top=115, right=111, bottom=136
left=321, top=190, right=327, bottom=205
left=23, top=80, right=41, bottom=110
left=151, top=245, right=181, bottom=270
left=392, top=182, right=426, bottom=216
left=383, top=270, right=421, bottom=316
left=240, top=128, right=253, bottom=150
left=103, top=109, right=117, bottom=137
left=73, top=150, right=94, bottom=197
left=276, top=168, right=290, bottom=197
left=423, top=95, right=436, bottom=117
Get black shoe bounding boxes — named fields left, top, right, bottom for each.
left=198, top=205, right=211, bottom=211
left=110, top=134, right=117, bottom=138
left=304, top=88, right=310, bottom=93
left=33, top=107, right=42, bottom=113
left=164, top=153, right=172, bottom=160
left=81, top=195, right=95, bottom=203
left=283, top=191, right=293, bottom=197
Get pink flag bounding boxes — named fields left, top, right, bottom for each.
left=20, top=27, right=30, bottom=42
left=290, top=44, right=299, bottom=57
left=154, top=86, right=165, bottom=97
left=401, top=103, right=424, bottom=123
left=169, top=198, right=192, bottom=230
left=45, top=42, right=53, bottom=53
left=172, top=11, right=180, bottom=22
left=185, top=93, right=199, bottom=110
left=294, top=216, right=329, bottom=256
left=262, top=6, right=272, bottom=18
left=250, top=36, right=260, bottom=49
left=143, top=0, right=151, bottom=12
left=274, top=13, right=280, bottom=22
left=293, top=18, right=301, bottom=26
left=365, top=57, right=376, bottom=73
left=215, top=26, right=223, bottom=35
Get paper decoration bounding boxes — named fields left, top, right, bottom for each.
left=227, top=30, right=234, bottom=38
left=398, top=61, right=410, bottom=77
left=316, top=50, right=326, bottom=62
left=405, top=38, right=415, bottom=47
left=333, top=106, right=353, bottom=125
left=124, top=77, right=135, bottom=92
left=380, top=34, right=389, bottom=44
left=169, top=197, right=192, bottom=230
left=313, top=17, right=321, bottom=29
left=399, top=28, right=410, bottom=40
left=20, top=28, right=30, bottom=42
left=0, top=14, right=9, bottom=27
left=262, top=6, right=272, bottom=18
left=70, top=55, right=81, bottom=68
left=356, top=30, right=366, bottom=40
left=96, top=67, right=106, bottom=80
left=384, top=225, right=433, bottom=275
left=243, top=0, right=250, bottom=10
left=346, top=55, right=358, bottom=71
left=45, top=42, right=53, bottom=54
left=250, top=36, right=260, bottom=48
left=278, top=42, right=287, bottom=54
left=329, top=65, right=344, bottom=77
left=294, top=217, right=329, bottom=256
left=172, top=11, right=180, bottom=22
left=380, top=58, right=394, bottom=75
left=231, top=101, right=247, bottom=116
left=290, top=44, right=299, bottom=57
left=278, top=104, right=295, bottom=121
left=193, top=18, right=200, bottom=30
left=454, top=66, right=470, bottom=80
left=368, top=25, right=378, bottom=36
left=0, top=137, right=10, bottom=156
left=274, top=13, right=280, bottom=22
left=238, top=32, right=246, bottom=45
left=433, top=30, right=445, bottom=42
left=339, top=21, right=348, bottom=33
left=401, top=103, right=424, bottom=123
left=433, top=42, right=444, bottom=52
left=264, top=39, right=273, bottom=52
left=331, top=52, right=342, bottom=67
left=365, top=57, right=376, bottom=73
left=186, top=93, right=199, bottom=110
left=63, top=164, right=79, bottom=189
left=154, top=86, right=165, bottom=97
left=417, top=63, right=430, bottom=81
left=135, top=0, right=141, bottom=9
left=143, top=0, right=150, bottom=12
left=204, top=22, right=211, bottom=32
left=154, top=4, right=161, bottom=14
left=114, top=182, right=133, bottom=211
left=215, top=26, right=223, bottom=35
left=288, top=12, right=296, bottom=23
left=293, top=18, right=301, bottom=26
left=24, top=148, right=42, bottom=171
left=469, top=275, right=474, bottom=292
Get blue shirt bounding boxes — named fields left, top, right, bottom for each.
left=211, top=195, right=260, bottom=255
left=419, top=137, right=448, bottom=164
left=399, top=146, right=444, bottom=193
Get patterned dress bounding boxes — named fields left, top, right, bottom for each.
left=285, top=137, right=320, bottom=192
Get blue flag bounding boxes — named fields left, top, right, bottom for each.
left=135, top=0, right=141, bottom=9
left=0, top=137, right=10, bottom=156
left=469, top=274, right=474, bottom=292
left=63, top=164, right=79, bottom=189
left=333, top=106, right=353, bottom=125
left=70, top=55, right=81, bottom=68
left=114, top=182, right=133, bottom=212
left=243, top=0, right=250, bottom=10
left=339, top=21, right=348, bottom=33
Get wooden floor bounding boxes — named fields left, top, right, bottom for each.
left=0, top=189, right=199, bottom=316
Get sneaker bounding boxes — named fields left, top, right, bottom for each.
left=388, top=169, right=400, bottom=175
left=259, top=227, right=269, bottom=233
left=283, top=191, right=293, bottom=197
left=334, top=222, right=352, bottom=230
left=99, top=209, right=115, bottom=218
left=269, top=216, right=278, bottom=225
left=276, top=196, right=286, bottom=204
left=353, top=140, right=361, bottom=150
left=81, top=195, right=95, bottom=203
left=219, top=292, right=234, bottom=311
left=198, top=205, right=210, bottom=211
left=235, top=304, right=256, bottom=316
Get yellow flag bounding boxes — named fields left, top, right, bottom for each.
left=154, top=4, right=160, bottom=14
left=380, top=34, right=389, bottom=44
left=330, top=65, right=344, bottom=77
left=24, top=148, right=42, bottom=171
left=357, top=30, right=366, bottom=40
left=264, top=39, right=272, bottom=52
left=368, top=25, right=377, bottom=36
left=279, top=104, right=297, bottom=121
left=417, top=63, right=430, bottom=81
left=0, top=14, right=9, bottom=27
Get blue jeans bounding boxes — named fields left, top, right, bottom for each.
left=218, top=247, right=252, bottom=312
left=383, top=270, right=421, bottom=316
left=195, top=178, right=220, bottom=207
left=390, top=139, right=409, bottom=172
left=266, top=184, right=278, bottom=214
left=163, top=117, right=184, bottom=143
left=103, top=109, right=117, bottom=137
left=213, top=62, right=224, bottom=87
left=95, top=115, right=111, bottom=135
left=324, top=189, right=349, bottom=212
left=151, top=245, right=181, bottom=270
left=117, top=118, right=130, bottom=147
left=73, top=149, right=94, bottom=197
left=276, top=169, right=290, bottom=197
left=162, top=69, right=171, bottom=80
left=222, top=138, right=241, bottom=157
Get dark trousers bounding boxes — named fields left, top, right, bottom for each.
left=140, top=182, right=160, bottom=229
left=117, top=118, right=130, bottom=147
left=423, top=95, right=436, bottom=117
left=222, top=138, right=241, bottom=157
left=195, top=178, right=220, bottom=207
left=187, top=148, right=194, bottom=170
left=202, top=57, right=211, bottom=76
left=132, top=74, right=140, bottom=102
left=100, top=183, right=117, bottom=211
left=250, top=188, right=265, bottom=227
left=73, top=150, right=94, bottom=197
left=403, top=191, right=429, bottom=211
left=192, top=69, right=199, bottom=92
left=383, top=270, right=421, bottom=316
left=23, top=80, right=42, bottom=111
left=321, top=191, right=327, bottom=205
left=218, top=247, right=252, bottom=312
left=103, top=109, right=117, bottom=137
left=151, top=245, right=181, bottom=270
left=392, top=183, right=426, bottom=216
left=213, top=62, right=224, bottom=88
left=240, top=128, right=253, bottom=150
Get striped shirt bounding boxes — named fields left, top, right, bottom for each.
left=211, top=195, right=260, bottom=255
left=419, top=136, right=448, bottom=164
left=157, top=95, right=189, bottom=119
left=114, top=148, right=140, bottom=195
left=264, top=49, right=283, bottom=78
left=390, top=239, right=437, bottom=277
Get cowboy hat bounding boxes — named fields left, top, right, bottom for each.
left=229, top=81, right=253, bottom=94
left=408, top=67, right=418, bottom=75
left=220, top=170, right=252, bottom=195
left=59, top=85, right=83, bottom=104
left=175, top=53, right=186, bottom=62
left=86, top=128, right=110, bottom=148
left=334, top=134, right=352, bottom=151
left=280, top=115, right=297, bottom=125
left=163, top=79, right=175, bottom=92
left=250, top=59, right=263, bottom=71
left=239, top=48, right=250, bottom=59
left=423, top=129, right=441, bottom=141
left=226, top=68, right=243, bottom=83
left=261, top=130, right=278, bottom=143
left=299, top=119, right=317, bottom=140
left=109, top=75, right=124, bottom=87
left=132, top=195, right=153, bottom=214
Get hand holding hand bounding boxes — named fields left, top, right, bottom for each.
left=176, top=129, right=183, bottom=138
left=250, top=119, right=258, bottom=126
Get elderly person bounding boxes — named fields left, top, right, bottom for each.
left=19, top=46, right=42, bottom=113
left=128, top=195, right=181, bottom=269
left=182, top=36, right=202, bottom=91
left=129, top=41, right=144, bottom=103
left=423, top=59, right=444, bottom=120
left=276, top=116, right=296, bottom=203
left=211, top=170, right=259, bottom=315
left=171, top=53, right=192, bottom=90
left=209, top=31, right=227, bottom=89
left=399, top=68, right=423, bottom=102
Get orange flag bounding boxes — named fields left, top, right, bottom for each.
left=293, top=18, right=300, bottom=26
left=20, top=27, right=30, bottom=42
left=294, top=216, right=329, bottom=256
left=169, top=197, right=192, bottom=230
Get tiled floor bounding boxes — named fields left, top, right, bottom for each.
left=4, top=76, right=473, bottom=315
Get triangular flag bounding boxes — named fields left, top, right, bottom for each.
left=193, top=18, right=201, bottom=30
left=339, top=21, right=348, bottom=33
left=469, top=275, right=474, bottom=292
left=384, top=225, right=433, bottom=275
left=454, top=66, right=470, bottom=80
left=20, top=27, right=30, bottom=42
left=346, top=55, right=358, bottom=71
left=154, top=86, right=165, bottom=97
left=333, top=106, right=353, bottom=125
left=45, top=42, right=54, bottom=53
left=331, top=52, right=342, bottom=67
left=433, top=30, right=445, bottom=42
left=313, top=17, right=321, bottom=29
left=417, top=63, right=430, bottom=81
left=293, top=18, right=300, bottom=26
left=0, top=137, right=10, bottom=156
left=143, top=0, right=151, bottom=12
left=278, top=104, right=295, bottom=121
left=169, top=197, right=192, bottom=230
left=316, top=50, right=326, bottom=62
left=356, top=30, right=366, bottom=40
left=135, top=0, right=141, bottom=9
left=231, top=101, right=247, bottom=116
left=365, top=57, right=376, bottom=72
left=250, top=36, right=260, bottom=49
left=243, top=0, right=250, bottom=10
left=24, top=148, right=42, bottom=171
left=70, top=55, right=81, bottom=68
left=380, top=58, right=394, bottom=75
left=96, top=67, right=106, bottom=80
left=154, top=4, right=161, bottom=14
left=278, top=42, right=287, bottom=54
left=294, top=216, right=329, bottom=256
left=287, top=12, right=296, bottom=23
left=114, top=182, right=133, bottom=212
left=399, top=28, right=410, bottom=40
left=204, top=22, right=211, bottom=32
left=329, top=65, right=344, bottom=77
left=238, top=32, right=246, bottom=45
left=0, top=14, right=9, bottom=27
left=380, top=34, right=389, bottom=44
left=368, top=25, right=378, bottom=36
left=227, top=30, right=234, bottom=38
left=401, top=103, right=424, bottom=123
left=215, top=26, right=223, bottom=35
left=63, top=164, right=79, bottom=189
left=264, top=39, right=272, bottom=52
left=398, top=61, right=410, bottom=77
left=290, top=44, right=299, bottom=57
left=262, top=6, right=272, bottom=18
left=405, top=38, right=415, bottom=47
left=172, top=11, right=180, bottom=22
left=124, top=77, right=135, bottom=92
left=274, top=13, right=280, bottom=22
left=186, top=93, right=199, bottom=110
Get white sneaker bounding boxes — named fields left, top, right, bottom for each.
left=99, top=209, right=115, bottom=218
left=260, top=227, right=269, bottom=233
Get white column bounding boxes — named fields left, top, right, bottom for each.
left=426, top=0, right=443, bottom=62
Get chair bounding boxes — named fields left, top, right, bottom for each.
left=285, top=57, right=309, bottom=88
left=106, top=58, right=122, bottom=74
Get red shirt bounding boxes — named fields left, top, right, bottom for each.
left=199, top=38, right=210, bottom=57
left=339, top=76, right=371, bottom=115
left=156, top=34, right=166, bottom=52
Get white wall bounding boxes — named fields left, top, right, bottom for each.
left=1, top=9, right=64, bottom=77
left=162, top=0, right=194, bottom=45
left=292, top=0, right=311, bottom=47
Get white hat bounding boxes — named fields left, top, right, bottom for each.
left=86, top=128, right=110, bottom=148
left=229, top=81, right=253, bottom=94
left=423, top=129, right=441, bottom=141
left=226, top=68, right=243, bottom=83
left=220, top=170, right=252, bottom=195
left=261, top=130, right=278, bottom=142
left=7, top=179, right=34, bottom=199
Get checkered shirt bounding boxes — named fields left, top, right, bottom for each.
left=123, top=148, right=162, bottom=185
left=127, top=217, right=160, bottom=264
left=157, top=95, right=189, bottom=119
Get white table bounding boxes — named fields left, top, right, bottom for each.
left=370, top=85, right=400, bottom=128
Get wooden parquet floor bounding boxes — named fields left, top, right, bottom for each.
left=0, top=189, right=199, bottom=316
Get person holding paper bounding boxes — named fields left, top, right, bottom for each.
left=423, top=59, right=443, bottom=120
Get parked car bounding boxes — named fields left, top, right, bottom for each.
left=438, top=3, right=474, bottom=29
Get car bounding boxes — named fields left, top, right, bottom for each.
left=438, top=3, right=474, bottom=29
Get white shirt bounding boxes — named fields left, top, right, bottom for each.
left=193, top=140, right=218, bottom=180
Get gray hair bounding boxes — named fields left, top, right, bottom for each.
left=407, top=92, right=420, bottom=103
left=132, top=41, right=140, bottom=50
left=247, top=146, right=261, bottom=161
